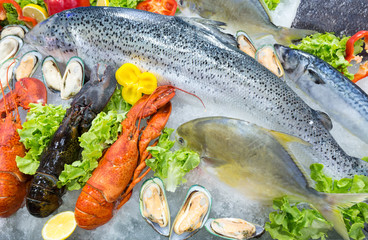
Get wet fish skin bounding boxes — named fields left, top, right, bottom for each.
left=25, top=7, right=367, bottom=177
left=274, top=44, right=368, bottom=144
left=176, top=116, right=368, bottom=240
left=292, top=0, right=368, bottom=36
left=179, top=0, right=315, bottom=45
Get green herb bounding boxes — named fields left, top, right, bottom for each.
left=264, top=0, right=280, bottom=11
left=16, top=103, right=66, bottom=175
left=58, top=87, right=131, bottom=190
left=1, top=0, right=46, bottom=26
left=266, top=163, right=368, bottom=240
left=290, top=33, right=364, bottom=80
left=362, top=157, right=368, bottom=163
left=108, top=0, right=142, bottom=8
left=147, top=128, right=200, bottom=192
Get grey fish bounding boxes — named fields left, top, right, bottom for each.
left=292, top=0, right=368, bottom=36
left=25, top=7, right=367, bottom=177
left=176, top=116, right=368, bottom=240
left=178, top=0, right=315, bottom=45
left=274, top=44, right=368, bottom=144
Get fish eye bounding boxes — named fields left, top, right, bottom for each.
left=178, top=137, right=185, bottom=145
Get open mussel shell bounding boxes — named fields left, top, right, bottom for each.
left=170, top=185, right=212, bottom=240
left=0, top=58, right=18, bottom=90
left=255, top=45, right=285, bottom=78
left=0, top=36, right=23, bottom=65
left=205, top=218, right=265, bottom=240
left=236, top=31, right=257, bottom=59
left=42, top=56, right=62, bottom=92
left=14, top=50, right=42, bottom=81
left=60, top=56, right=85, bottom=100
left=139, top=177, right=171, bottom=236
left=1, top=25, right=29, bottom=39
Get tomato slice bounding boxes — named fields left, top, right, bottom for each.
left=136, top=0, right=177, bottom=16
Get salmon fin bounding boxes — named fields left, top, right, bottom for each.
left=314, top=110, right=333, bottom=131
left=181, top=17, right=237, bottom=47
left=315, top=193, right=368, bottom=240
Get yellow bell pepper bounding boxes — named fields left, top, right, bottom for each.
left=115, top=63, right=158, bottom=105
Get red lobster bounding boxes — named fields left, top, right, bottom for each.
left=75, top=85, right=175, bottom=229
left=0, top=77, right=47, bottom=217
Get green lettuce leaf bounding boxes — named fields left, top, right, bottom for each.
left=58, top=87, right=131, bottom=190
left=290, top=33, right=364, bottom=80
left=147, top=128, right=200, bottom=192
left=16, top=103, right=66, bottom=175
left=266, top=163, right=368, bottom=240
left=1, top=0, right=46, bottom=26
left=263, top=0, right=280, bottom=11
left=108, top=0, right=142, bottom=8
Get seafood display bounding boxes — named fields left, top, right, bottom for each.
left=0, top=25, right=28, bottom=39
left=14, top=50, right=42, bottom=81
left=25, top=7, right=368, bottom=177
left=291, top=0, right=368, bottom=36
left=0, top=77, right=47, bottom=217
left=274, top=44, right=368, bottom=145
left=255, top=45, right=284, bottom=77
left=74, top=86, right=174, bottom=229
left=41, top=56, right=62, bottom=91
left=26, top=65, right=116, bottom=218
left=205, top=218, right=265, bottom=240
left=0, top=35, right=23, bottom=64
left=139, top=177, right=171, bottom=236
left=60, top=56, right=85, bottom=99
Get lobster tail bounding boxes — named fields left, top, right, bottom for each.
left=26, top=173, right=63, bottom=218
left=0, top=173, right=27, bottom=217
left=75, top=184, right=114, bottom=230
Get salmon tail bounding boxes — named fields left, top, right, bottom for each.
left=274, top=27, right=317, bottom=45
left=314, top=193, right=368, bottom=240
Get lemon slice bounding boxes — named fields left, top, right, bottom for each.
left=97, top=0, right=109, bottom=6
left=22, top=4, right=48, bottom=28
left=42, top=211, right=77, bottom=240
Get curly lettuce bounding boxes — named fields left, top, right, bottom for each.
left=1, top=0, right=46, bottom=26
left=108, top=0, right=142, bottom=8
left=290, top=33, right=364, bottom=80
left=264, top=0, right=280, bottom=11
left=266, top=163, right=368, bottom=240
left=146, top=128, right=200, bottom=192
left=16, top=103, right=66, bottom=175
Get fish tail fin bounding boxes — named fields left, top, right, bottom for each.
left=274, top=27, right=317, bottom=45
left=314, top=193, right=368, bottom=240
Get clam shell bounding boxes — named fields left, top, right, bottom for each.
left=0, top=36, right=23, bottom=65
left=1, top=25, right=29, bottom=39
left=42, top=56, right=62, bottom=92
left=255, top=45, right=284, bottom=78
left=0, top=58, right=18, bottom=90
left=139, top=177, right=171, bottom=236
left=170, top=185, right=212, bottom=240
left=14, top=50, right=42, bottom=81
left=236, top=31, right=257, bottom=59
left=204, top=218, right=265, bottom=240
left=60, top=56, right=85, bottom=99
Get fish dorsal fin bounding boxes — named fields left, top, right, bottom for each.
left=267, top=130, right=315, bottom=187
left=314, top=110, right=333, bottom=131
left=180, top=17, right=238, bottom=47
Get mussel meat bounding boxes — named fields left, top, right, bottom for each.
left=139, top=177, right=170, bottom=236
left=0, top=36, right=23, bottom=64
left=236, top=31, right=257, bottom=59
left=0, top=58, right=18, bottom=89
left=170, top=185, right=212, bottom=240
left=15, top=51, right=42, bottom=81
left=42, top=56, right=62, bottom=92
left=255, top=45, right=284, bottom=78
left=1, top=25, right=28, bottom=39
left=205, top=218, right=265, bottom=240
left=60, top=56, right=85, bottom=99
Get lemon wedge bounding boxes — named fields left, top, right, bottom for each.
left=22, top=4, right=48, bottom=28
left=97, top=0, right=109, bottom=6
left=42, top=211, right=77, bottom=240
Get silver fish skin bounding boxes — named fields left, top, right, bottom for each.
left=178, top=0, right=315, bottom=45
left=176, top=116, right=368, bottom=240
left=274, top=44, right=368, bottom=145
left=25, top=7, right=367, bottom=177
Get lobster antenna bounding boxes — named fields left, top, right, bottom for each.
left=170, top=86, right=206, bottom=109
left=6, top=59, right=20, bottom=122
left=0, top=73, right=8, bottom=117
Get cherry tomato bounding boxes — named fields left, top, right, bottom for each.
left=45, top=0, right=90, bottom=16
left=136, top=0, right=177, bottom=16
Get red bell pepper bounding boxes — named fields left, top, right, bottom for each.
left=0, top=0, right=37, bottom=27
left=45, top=0, right=90, bottom=16
left=345, top=31, right=368, bottom=83
left=136, top=0, right=177, bottom=16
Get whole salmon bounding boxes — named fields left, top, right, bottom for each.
left=25, top=7, right=367, bottom=177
